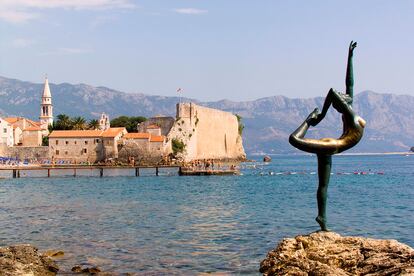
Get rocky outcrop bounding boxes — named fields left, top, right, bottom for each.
left=0, top=244, right=59, bottom=275
left=260, top=232, right=414, bottom=276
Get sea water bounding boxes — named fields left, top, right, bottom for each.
left=0, top=154, right=412, bottom=274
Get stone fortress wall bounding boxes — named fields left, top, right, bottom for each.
left=168, top=103, right=246, bottom=161
left=0, top=145, right=49, bottom=160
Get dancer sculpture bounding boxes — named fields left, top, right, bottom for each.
left=289, top=41, right=366, bottom=231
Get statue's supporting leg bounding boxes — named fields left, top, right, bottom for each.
left=316, top=154, right=332, bottom=231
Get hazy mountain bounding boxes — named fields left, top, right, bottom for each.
left=1, top=76, right=413, bottom=154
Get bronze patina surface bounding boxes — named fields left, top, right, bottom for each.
left=289, top=41, right=365, bottom=231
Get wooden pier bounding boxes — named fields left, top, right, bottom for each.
left=0, top=165, right=241, bottom=178
left=0, top=165, right=182, bottom=178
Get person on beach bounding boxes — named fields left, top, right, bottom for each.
left=289, top=41, right=365, bottom=231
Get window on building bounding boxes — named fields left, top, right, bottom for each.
left=65, top=141, right=69, bottom=145
left=56, top=140, right=59, bottom=145
left=55, top=150, right=59, bottom=155
left=65, top=151, right=68, bottom=155
left=85, top=141, right=88, bottom=145
left=3, top=128, right=7, bottom=133
left=83, top=148, right=87, bottom=154
left=96, top=139, right=100, bottom=143
left=74, top=141, right=77, bottom=145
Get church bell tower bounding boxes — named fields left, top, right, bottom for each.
left=39, top=76, right=53, bottom=128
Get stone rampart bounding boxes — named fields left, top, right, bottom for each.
left=168, top=103, right=246, bottom=161
left=0, top=146, right=49, bottom=160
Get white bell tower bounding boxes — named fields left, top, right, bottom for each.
left=39, top=76, right=53, bottom=128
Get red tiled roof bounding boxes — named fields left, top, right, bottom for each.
left=4, top=117, right=42, bottom=127
left=24, top=126, right=43, bottom=131
left=124, top=133, right=150, bottom=139
left=147, top=124, right=160, bottom=129
left=4, top=117, right=19, bottom=124
left=102, top=127, right=126, bottom=138
left=150, top=135, right=165, bottom=142
left=26, top=119, right=42, bottom=126
left=49, top=130, right=103, bottom=138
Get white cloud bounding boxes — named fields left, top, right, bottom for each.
left=173, top=8, right=208, bottom=15
left=0, top=0, right=135, bottom=23
left=11, top=38, right=35, bottom=48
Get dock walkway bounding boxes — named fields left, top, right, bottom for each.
left=0, top=165, right=181, bottom=178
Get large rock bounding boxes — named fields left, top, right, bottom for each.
left=260, top=232, right=414, bottom=275
left=0, top=244, right=59, bottom=275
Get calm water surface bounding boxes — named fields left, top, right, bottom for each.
left=0, top=155, right=413, bottom=274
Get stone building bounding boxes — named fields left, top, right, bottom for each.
left=49, top=130, right=103, bottom=163
left=0, top=118, right=14, bottom=147
left=118, top=132, right=171, bottom=163
left=146, top=124, right=162, bottom=136
left=4, top=117, right=43, bottom=146
left=48, top=128, right=127, bottom=163
left=101, top=127, right=127, bottom=159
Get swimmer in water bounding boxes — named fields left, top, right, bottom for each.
left=289, top=41, right=365, bottom=231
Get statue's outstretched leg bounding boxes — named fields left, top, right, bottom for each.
left=316, top=154, right=332, bottom=231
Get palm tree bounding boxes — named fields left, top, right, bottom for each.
left=88, top=119, right=100, bottom=130
left=55, top=114, right=73, bottom=130
left=72, top=116, right=87, bottom=130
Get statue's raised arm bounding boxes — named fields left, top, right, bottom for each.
left=346, top=41, right=357, bottom=103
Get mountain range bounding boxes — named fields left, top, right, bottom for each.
left=1, top=76, right=413, bottom=154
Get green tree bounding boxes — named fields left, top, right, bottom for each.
left=88, top=119, right=100, bottom=130
left=72, top=116, right=87, bottom=130
left=42, top=136, right=49, bottom=146
left=172, top=138, right=185, bottom=155
left=235, top=114, right=244, bottom=135
left=110, top=116, right=146, bottom=132
left=54, top=114, right=73, bottom=130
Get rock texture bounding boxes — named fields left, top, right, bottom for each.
left=0, top=244, right=59, bottom=275
left=260, top=232, right=414, bottom=276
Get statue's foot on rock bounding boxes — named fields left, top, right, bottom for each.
left=315, top=216, right=329, bottom=231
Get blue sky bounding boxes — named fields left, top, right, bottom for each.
left=1, top=0, right=414, bottom=101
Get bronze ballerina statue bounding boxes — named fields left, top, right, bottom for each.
left=289, top=41, right=366, bottom=231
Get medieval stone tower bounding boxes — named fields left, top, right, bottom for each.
left=39, top=76, right=53, bottom=128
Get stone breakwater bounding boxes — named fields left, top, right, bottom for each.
left=260, top=232, right=414, bottom=275
left=0, top=244, right=58, bottom=275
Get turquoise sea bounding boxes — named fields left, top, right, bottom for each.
left=0, top=154, right=413, bottom=274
